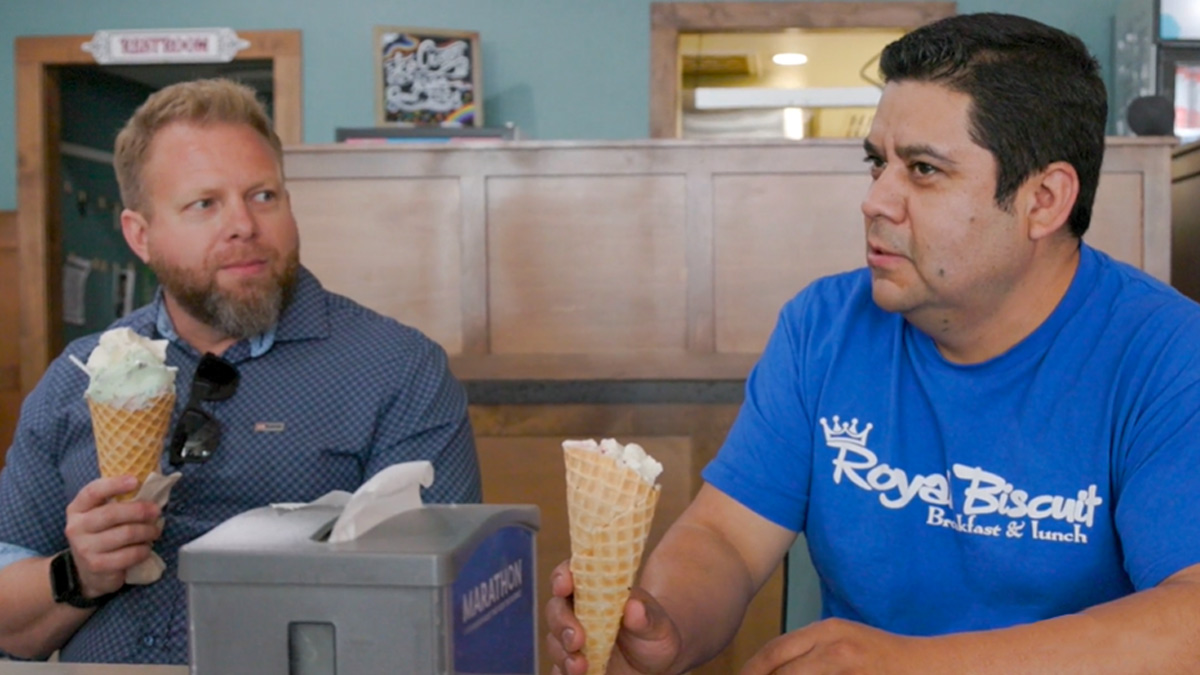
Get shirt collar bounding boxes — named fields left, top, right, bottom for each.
left=155, top=299, right=275, bottom=358
left=152, top=265, right=328, bottom=359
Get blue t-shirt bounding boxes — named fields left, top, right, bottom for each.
left=0, top=266, right=482, bottom=663
left=704, top=244, right=1200, bottom=635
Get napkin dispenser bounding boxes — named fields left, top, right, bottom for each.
left=178, top=504, right=540, bottom=675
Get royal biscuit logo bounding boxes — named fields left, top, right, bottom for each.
left=819, top=415, right=1102, bottom=544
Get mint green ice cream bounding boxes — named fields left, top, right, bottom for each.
left=77, top=328, right=178, bottom=410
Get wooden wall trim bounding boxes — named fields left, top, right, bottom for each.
left=2, top=210, right=20, bottom=464
left=1173, top=139, right=1200, bottom=181
left=14, top=32, right=303, bottom=146
left=685, top=168, right=716, bottom=353
left=0, top=367, right=17, bottom=393
left=254, top=30, right=304, bottom=145
left=1139, top=142, right=1174, bottom=282
left=449, top=353, right=759, bottom=381
left=653, top=1, right=957, bottom=29
left=16, top=59, right=54, bottom=399
left=460, top=175, right=490, bottom=355
left=1172, top=140, right=1200, bottom=302
left=649, top=21, right=680, bottom=139
left=649, top=2, right=957, bottom=138
left=0, top=211, right=15, bottom=249
left=15, top=31, right=303, bottom=396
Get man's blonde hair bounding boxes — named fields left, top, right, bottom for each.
left=114, top=78, right=283, bottom=213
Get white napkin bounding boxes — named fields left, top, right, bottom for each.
left=124, top=471, right=182, bottom=585
left=270, top=461, right=435, bottom=543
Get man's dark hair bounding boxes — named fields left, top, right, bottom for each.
left=880, top=13, right=1106, bottom=238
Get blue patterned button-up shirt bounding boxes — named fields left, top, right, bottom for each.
left=0, top=266, right=481, bottom=663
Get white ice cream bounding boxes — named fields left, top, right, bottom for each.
left=563, top=438, right=663, bottom=485
left=72, top=328, right=177, bottom=409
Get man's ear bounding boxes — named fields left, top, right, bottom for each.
left=1025, top=161, right=1080, bottom=241
left=121, top=209, right=152, bottom=264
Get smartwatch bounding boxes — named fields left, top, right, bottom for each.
left=49, top=549, right=116, bottom=609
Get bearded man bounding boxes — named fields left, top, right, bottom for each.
left=0, top=79, right=482, bottom=665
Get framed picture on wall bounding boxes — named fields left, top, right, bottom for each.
left=374, top=26, right=482, bottom=127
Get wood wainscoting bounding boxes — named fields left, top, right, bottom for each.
left=472, top=403, right=782, bottom=674
left=1172, top=140, right=1200, bottom=302
left=286, top=137, right=1176, bottom=378
left=0, top=211, right=19, bottom=467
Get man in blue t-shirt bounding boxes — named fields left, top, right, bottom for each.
left=0, top=79, right=482, bottom=664
left=546, top=13, right=1200, bottom=674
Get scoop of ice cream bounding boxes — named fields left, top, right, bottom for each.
left=563, top=438, right=663, bottom=485
left=76, top=328, right=177, bottom=409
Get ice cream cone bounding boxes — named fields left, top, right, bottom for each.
left=88, top=392, right=174, bottom=501
left=565, top=445, right=661, bottom=674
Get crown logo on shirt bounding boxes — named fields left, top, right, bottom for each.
left=819, top=415, right=873, bottom=447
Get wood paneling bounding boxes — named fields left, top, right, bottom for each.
left=649, top=2, right=957, bottom=138
left=281, top=137, right=1177, bottom=380
left=1088, top=173, right=1145, bottom=269
left=1, top=211, right=19, bottom=468
left=290, top=178, right=465, bottom=353
left=1105, top=137, right=1174, bottom=282
left=1172, top=140, right=1200, bottom=303
left=715, top=174, right=870, bottom=354
left=487, top=176, right=689, bottom=354
left=471, top=404, right=780, bottom=675
left=15, top=31, right=303, bottom=394
left=15, top=54, right=56, bottom=399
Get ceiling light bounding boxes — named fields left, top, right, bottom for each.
left=772, top=53, right=808, bottom=66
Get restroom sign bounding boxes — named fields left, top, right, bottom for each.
left=82, top=28, right=250, bottom=64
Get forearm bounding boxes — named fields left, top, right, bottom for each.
left=633, top=483, right=795, bottom=673
left=638, top=521, right=764, bottom=671
left=0, top=557, right=91, bottom=659
left=925, top=574, right=1200, bottom=674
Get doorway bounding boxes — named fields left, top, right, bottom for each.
left=649, top=2, right=956, bottom=138
left=14, top=31, right=302, bottom=396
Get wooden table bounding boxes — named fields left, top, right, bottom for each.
left=0, top=663, right=186, bottom=674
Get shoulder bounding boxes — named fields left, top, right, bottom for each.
left=777, top=267, right=890, bottom=335
left=1088, top=248, right=1200, bottom=330
left=315, top=287, right=450, bottom=376
left=323, top=290, right=442, bottom=349
left=1082, top=248, right=1200, bottom=387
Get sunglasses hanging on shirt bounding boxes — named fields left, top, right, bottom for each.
left=168, top=353, right=239, bottom=466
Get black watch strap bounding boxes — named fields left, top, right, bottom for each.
left=49, top=549, right=116, bottom=609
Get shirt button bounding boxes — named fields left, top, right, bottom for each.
left=142, top=635, right=156, bottom=647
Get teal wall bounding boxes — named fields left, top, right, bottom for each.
left=0, top=0, right=1122, bottom=212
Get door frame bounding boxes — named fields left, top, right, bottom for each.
left=15, top=30, right=302, bottom=396
left=649, top=2, right=957, bottom=138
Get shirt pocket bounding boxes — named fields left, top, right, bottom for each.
left=191, top=420, right=369, bottom=507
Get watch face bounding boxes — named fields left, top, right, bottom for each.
left=49, top=550, right=115, bottom=609
left=49, top=550, right=75, bottom=603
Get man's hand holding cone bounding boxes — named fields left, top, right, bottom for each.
left=561, top=439, right=665, bottom=674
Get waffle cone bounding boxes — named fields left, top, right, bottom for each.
left=565, top=447, right=661, bottom=674
left=87, top=393, right=174, bottom=501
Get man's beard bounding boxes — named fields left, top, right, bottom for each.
left=150, top=249, right=300, bottom=340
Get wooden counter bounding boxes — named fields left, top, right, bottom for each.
left=0, top=664, right=184, bottom=674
